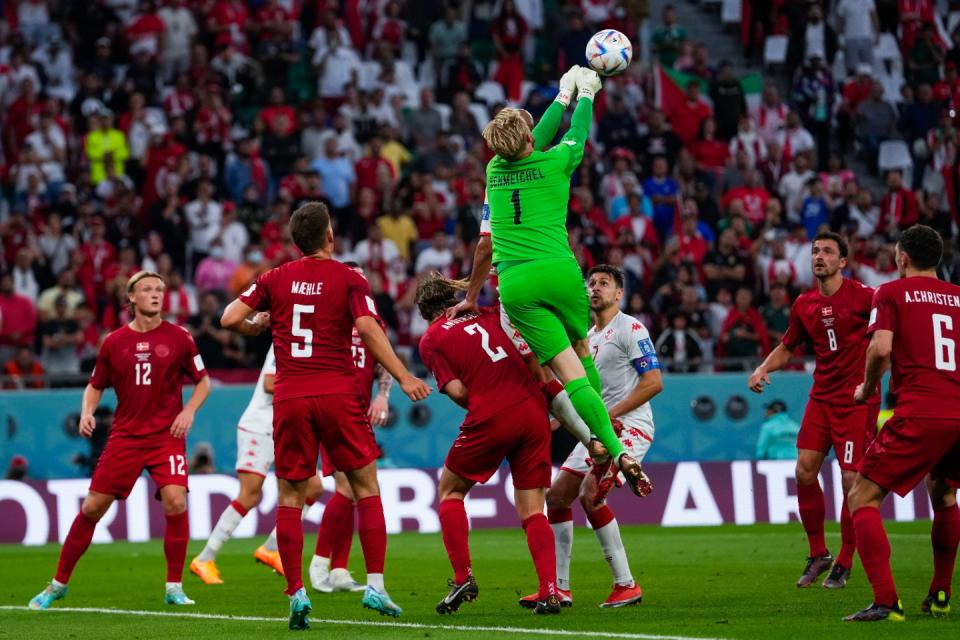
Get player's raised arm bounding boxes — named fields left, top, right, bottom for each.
left=355, top=315, right=430, bottom=401
left=550, top=68, right=601, bottom=173
left=530, top=65, right=580, bottom=150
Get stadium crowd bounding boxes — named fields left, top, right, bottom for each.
left=1, top=0, right=959, bottom=387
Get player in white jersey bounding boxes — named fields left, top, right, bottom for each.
left=519, top=265, right=662, bottom=609
left=190, top=346, right=324, bottom=583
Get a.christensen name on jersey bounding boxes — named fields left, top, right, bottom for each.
left=487, top=168, right=545, bottom=188
left=903, top=290, right=960, bottom=307
left=291, top=281, right=324, bottom=295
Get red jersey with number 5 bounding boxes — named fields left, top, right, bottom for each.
left=90, top=321, right=206, bottom=445
left=867, top=276, right=960, bottom=418
left=781, top=278, right=876, bottom=405
left=419, top=307, right=541, bottom=427
left=239, top=257, right=378, bottom=402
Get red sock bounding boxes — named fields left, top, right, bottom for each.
left=836, top=496, right=856, bottom=569
left=230, top=500, right=249, bottom=516
left=330, top=499, right=355, bottom=570
left=439, top=499, right=472, bottom=583
left=853, top=506, right=898, bottom=606
left=797, top=482, right=827, bottom=557
left=55, top=512, right=98, bottom=584
left=586, top=505, right=616, bottom=530
left=930, top=504, right=960, bottom=598
left=316, top=491, right=352, bottom=559
left=540, top=379, right=564, bottom=402
left=357, top=496, right=386, bottom=575
left=521, top=514, right=557, bottom=600
left=163, top=511, right=189, bottom=582
left=276, top=505, right=304, bottom=595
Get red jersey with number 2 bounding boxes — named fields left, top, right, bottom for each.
left=239, top=257, right=378, bottom=402
left=781, top=278, right=876, bottom=405
left=90, top=321, right=206, bottom=445
left=867, top=276, right=960, bottom=418
left=419, top=307, right=539, bottom=427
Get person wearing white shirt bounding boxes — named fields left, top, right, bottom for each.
left=219, top=208, right=249, bottom=266
left=12, top=249, right=39, bottom=303
left=184, top=180, right=223, bottom=263
left=836, top=0, right=878, bottom=74
left=803, top=7, right=827, bottom=62
left=414, top=232, right=453, bottom=275
left=353, top=226, right=400, bottom=268
left=778, top=154, right=816, bottom=224
left=856, top=247, right=898, bottom=288
left=158, top=0, right=198, bottom=81
left=30, top=39, right=75, bottom=102
left=313, top=36, right=361, bottom=104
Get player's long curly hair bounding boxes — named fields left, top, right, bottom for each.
left=482, top=107, right=530, bottom=160
left=415, top=272, right=470, bottom=322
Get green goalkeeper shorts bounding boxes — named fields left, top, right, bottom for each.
left=497, top=257, right=590, bottom=365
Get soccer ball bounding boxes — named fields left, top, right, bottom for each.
left=585, top=29, right=633, bottom=76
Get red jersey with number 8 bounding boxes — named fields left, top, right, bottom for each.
left=867, top=276, right=960, bottom=417
left=239, top=257, right=378, bottom=402
left=89, top=322, right=206, bottom=445
left=419, top=307, right=539, bottom=427
left=781, top=278, right=876, bottom=405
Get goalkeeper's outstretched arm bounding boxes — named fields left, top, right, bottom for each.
left=531, top=66, right=580, bottom=150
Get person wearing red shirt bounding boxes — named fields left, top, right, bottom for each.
left=837, top=65, right=876, bottom=152
left=676, top=209, right=709, bottom=268
left=28, top=271, right=211, bottom=610
left=417, top=276, right=559, bottom=614
left=142, top=129, right=186, bottom=212
left=77, top=217, right=117, bottom=310
left=878, top=169, right=919, bottom=235
left=206, top=0, right=250, bottom=52
left=221, top=202, right=430, bottom=628
left=722, top=171, right=771, bottom=227
left=750, top=232, right=877, bottom=590
left=125, top=1, right=166, bottom=57
left=847, top=225, right=960, bottom=621
left=354, top=135, right=394, bottom=199
left=257, top=87, right=297, bottom=137
left=2, top=346, right=44, bottom=389
left=691, top=116, right=730, bottom=176
left=163, top=73, right=196, bottom=119
left=669, top=80, right=712, bottom=146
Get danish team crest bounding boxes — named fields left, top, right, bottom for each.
left=156, top=344, right=170, bottom=358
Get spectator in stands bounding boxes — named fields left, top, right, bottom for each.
left=836, top=0, right=880, bottom=75
left=429, top=4, right=468, bottom=69
left=761, top=282, right=791, bottom=345
left=655, top=311, right=703, bottom=373
left=643, top=156, right=681, bottom=239
left=186, top=291, right=242, bottom=369
left=185, top=179, right=223, bottom=269
left=778, top=152, right=816, bottom=223
left=157, top=0, right=198, bottom=81
left=37, top=269, right=84, bottom=322
left=652, top=4, right=687, bottom=68
left=704, top=228, right=750, bottom=299
left=670, top=79, right=712, bottom=146
left=225, top=137, right=272, bottom=205
left=710, top=62, right=747, bottom=141
left=415, top=230, right=454, bottom=275
left=438, top=42, right=484, bottom=104
left=857, top=245, right=899, bottom=287
left=786, top=4, right=837, bottom=76
left=2, top=346, right=45, bottom=390
left=878, top=169, right=919, bottom=234
left=718, top=287, right=770, bottom=370
left=638, top=109, right=682, bottom=173
left=40, top=295, right=83, bottom=380
left=11, top=248, right=39, bottom=304
left=856, top=83, right=899, bottom=173
left=908, top=24, right=945, bottom=87
left=448, top=91, right=481, bottom=142
left=194, top=240, right=237, bottom=296
left=228, top=245, right=266, bottom=298
left=85, top=108, right=128, bottom=185
left=899, top=82, right=939, bottom=145
left=799, top=177, right=831, bottom=239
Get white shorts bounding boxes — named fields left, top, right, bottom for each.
left=236, top=426, right=274, bottom=477
left=560, top=422, right=654, bottom=478
left=500, top=303, right=532, bottom=358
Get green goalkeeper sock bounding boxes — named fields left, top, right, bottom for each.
left=580, top=355, right=602, bottom=395
left=564, top=377, right=624, bottom=460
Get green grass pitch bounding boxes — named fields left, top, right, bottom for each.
left=0, top=522, right=956, bottom=639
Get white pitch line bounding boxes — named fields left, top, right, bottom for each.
left=0, top=605, right=725, bottom=640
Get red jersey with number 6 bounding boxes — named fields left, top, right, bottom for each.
left=239, top=257, right=378, bottom=402
left=419, top=307, right=540, bottom=427
left=89, top=321, right=206, bottom=445
left=781, top=278, right=876, bottom=405
left=867, top=276, right=960, bottom=418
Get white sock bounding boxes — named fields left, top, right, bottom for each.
left=263, top=527, right=279, bottom=552
left=550, top=391, right=592, bottom=446
left=165, top=582, right=182, bottom=591
left=594, top=519, right=633, bottom=586
left=551, top=520, right=574, bottom=590
left=197, top=504, right=246, bottom=562
left=367, top=572, right=385, bottom=592
left=312, top=555, right=330, bottom=570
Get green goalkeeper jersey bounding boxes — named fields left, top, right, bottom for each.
left=486, top=98, right=593, bottom=265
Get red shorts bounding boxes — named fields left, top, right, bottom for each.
left=317, top=393, right=376, bottom=477
left=797, top=398, right=879, bottom=471
left=90, top=436, right=188, bottom=500
left=859, top=416, right=960, bottom=497
left=273, top=393, right=379, bottom=481
left=445, top=395, right=551, bottom=490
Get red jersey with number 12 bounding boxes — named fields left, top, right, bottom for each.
left=239, top=257, right=378, bottom=402
left=867, top=276, right=960, bottom=418
left=90, top=321, right=206, bottom=445
left=781, top=278, right=876, bottom=405
left=419, top=307, right=540, bottom=427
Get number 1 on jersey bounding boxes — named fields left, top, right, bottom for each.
left=511, top=189, right=521, bottom=224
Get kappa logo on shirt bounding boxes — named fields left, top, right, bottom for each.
left=631, top=322, right=643, bottom=332
left=136, top=342, right=150, bottom=352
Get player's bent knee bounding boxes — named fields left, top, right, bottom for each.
left=80, top=493, right=113, bottom=521
left=546, top=487, right=574, bottom=511
left=345, top=463, right=380, bottom=500
left=795, top=462, right=820, bottom=486
left=162, top=494, right=187, bottom=515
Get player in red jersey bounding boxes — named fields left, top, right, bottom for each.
left=221, top=202, right=430, bottom=630
left=309, top=262, right=393, bottom=594
left=29, top=271, right=211, bottom=610
left=846, top=225, right=960, bottom=622
left=749, top=232, right=878, bottom=589
left=416, top=274, right=560, bottom=615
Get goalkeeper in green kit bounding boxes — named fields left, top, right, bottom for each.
left=450, top=66, right=650, bottom=497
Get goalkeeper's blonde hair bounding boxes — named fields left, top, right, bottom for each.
left=482, top=108, right=530, bottom=160
left=415, top=272, right=470, bottom=321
